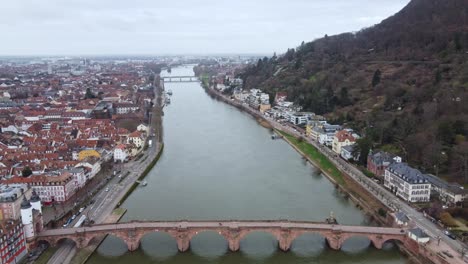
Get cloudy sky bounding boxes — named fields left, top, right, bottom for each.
left=2, top=0, right=410, bottom=56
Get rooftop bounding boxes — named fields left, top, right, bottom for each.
left=0, top=184, right=29, bottom=203
left=387, top=163, right=429, bottom=184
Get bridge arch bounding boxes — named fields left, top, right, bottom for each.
left=189, top=230, right=229, bottom=257
left=289, top=231, right=327, bottom=255
left=371, top=235, right=407, bottom=250
left=137, top=231, right=178, bottom=258
left=340, top=235, right=373, bottom=252
left=238, top=230, right=279, bottom=256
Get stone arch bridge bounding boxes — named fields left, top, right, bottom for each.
left=36, top=220, right=413, bottom=253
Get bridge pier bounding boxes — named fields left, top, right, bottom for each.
left=127, top=240, right=140, bottom=251
left=177, top=238, right=190, bottom=252
left=176, top=231, right=190, bottom=252
left=228, top=239, right=240, bottom=252
left=278, top=230, right=293, bottom=251
left=372, top=240, right=384, bottom=249
left=326, top=236, right=342, bottom=250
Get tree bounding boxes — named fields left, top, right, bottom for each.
left=338, top=87, right=351, bottom=106
left=450, top=142, right=468, bottom=183
left=437, top=121, right=455, bottom=145
left=352, top=137, right=372, bottom=165
left=22, top=167, right=32, bottom=177
left=372, top=69, right=381, bottom=87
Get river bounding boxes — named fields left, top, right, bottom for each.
left=87, top=65, right=406, bottom=264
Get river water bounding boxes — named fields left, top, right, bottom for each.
left=87, top=66, right=406, bottom=264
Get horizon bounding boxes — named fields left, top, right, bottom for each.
left=2, top=0, right=410, bottom=56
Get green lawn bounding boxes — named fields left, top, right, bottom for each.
left=278, top=131, right=345, bottom=186
left=112, top=207, right=127, bottom=216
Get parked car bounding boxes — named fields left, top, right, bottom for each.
left=444, top=230, right=457, bottom=240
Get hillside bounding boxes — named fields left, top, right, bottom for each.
left=239, top=0, right=468, bottom=182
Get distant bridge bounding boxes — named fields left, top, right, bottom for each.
left=36, top=220, right=415, bottom=252
left=162, top=76, right=199, bottom=82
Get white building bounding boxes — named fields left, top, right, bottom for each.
left=114, top=144, right=128, bottom=163
left=75, top=158, right=101, bottom=180
left=127, top=131, right=145, bottom=148
left=114, top=103, right=139, bottom=114
left=340, top=145, right=356, bottom=161
left=394, top=211, right=410, bottom=226
left=20, top=199, right=35, bottom=239
left=425, top=174, right=467, bottom=204
left=137, top=124, right=149, bottom=133
left=384, top=163, right=431, bottom=203
left=408, top=228, right=430, bottom=244
left=289, top=113, right=308, bottom=126
left=67, top=167, right=87, bottom=188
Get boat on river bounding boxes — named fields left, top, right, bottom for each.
left=136, top=180, right=148, bottom=186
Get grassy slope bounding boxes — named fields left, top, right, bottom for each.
left=278, top=130, right=345, bottom=185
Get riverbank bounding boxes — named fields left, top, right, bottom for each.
left=201, top=84, right=389, bottom=224
left=116, top=143, right=165, bottom=206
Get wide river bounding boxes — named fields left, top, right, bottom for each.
left=88, top=66, right=406, bottom=264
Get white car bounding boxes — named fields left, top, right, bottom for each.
left=105, top=187, right=109, bottom=192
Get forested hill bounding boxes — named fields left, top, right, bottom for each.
left=239, top=0, right=468, bottom=182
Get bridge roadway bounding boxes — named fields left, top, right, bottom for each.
left=162, top=76, right=199, bottom=82
left=37, top=220, right=410, bottom=253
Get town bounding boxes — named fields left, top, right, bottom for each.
left=0, top=57, right=169, bottom=263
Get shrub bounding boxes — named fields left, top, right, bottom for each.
left=378, top=208, right=387, bottom=217
left=439, top=212, right=458, bottom=227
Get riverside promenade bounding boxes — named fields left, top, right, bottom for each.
left=202, top=85, right=465, bottom=264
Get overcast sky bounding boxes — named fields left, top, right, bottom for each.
left=2, top=0, right=410, bottom=56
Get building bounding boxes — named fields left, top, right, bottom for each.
left=0, top=185, right=32, bottom=221
left=127, top=130, right=145, bottom=148
left=0, top=189, right=43, bottom=263
left=394, top=212, right=410, bottom=226
left=114, top=144, right=128, bottom=163
left=75, top=158, right=101, bottom=180
left=340, top=145, right=356, bottom=161
left=259, top=104, right=271, bottom=113
left=0, top=219, right=27, bottom=264
left=317, top=124, right=341, bottom=146
left=274, top=92, right=287, bottom=104
left=19, top=190, right=43, bottom=240
left=114, top=102, right=139, bottom=115
left=67, top=168, right=87, bottom=189
left=77, top=149, right=101, bottom=161
left=384, top=163, right=431, bottom=203
left=2, top=172, right=76, bottom=204
left=367, top=151, right=401, bottom=177
left=332, top=130, right=357, bottom=154
left=288, top=113, right=308, bottom=126
left=137, top=124, right=149, bottom=133
left=425, top=174, right=467, bottom=205
left=408, top=228, right=430, bottom=244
